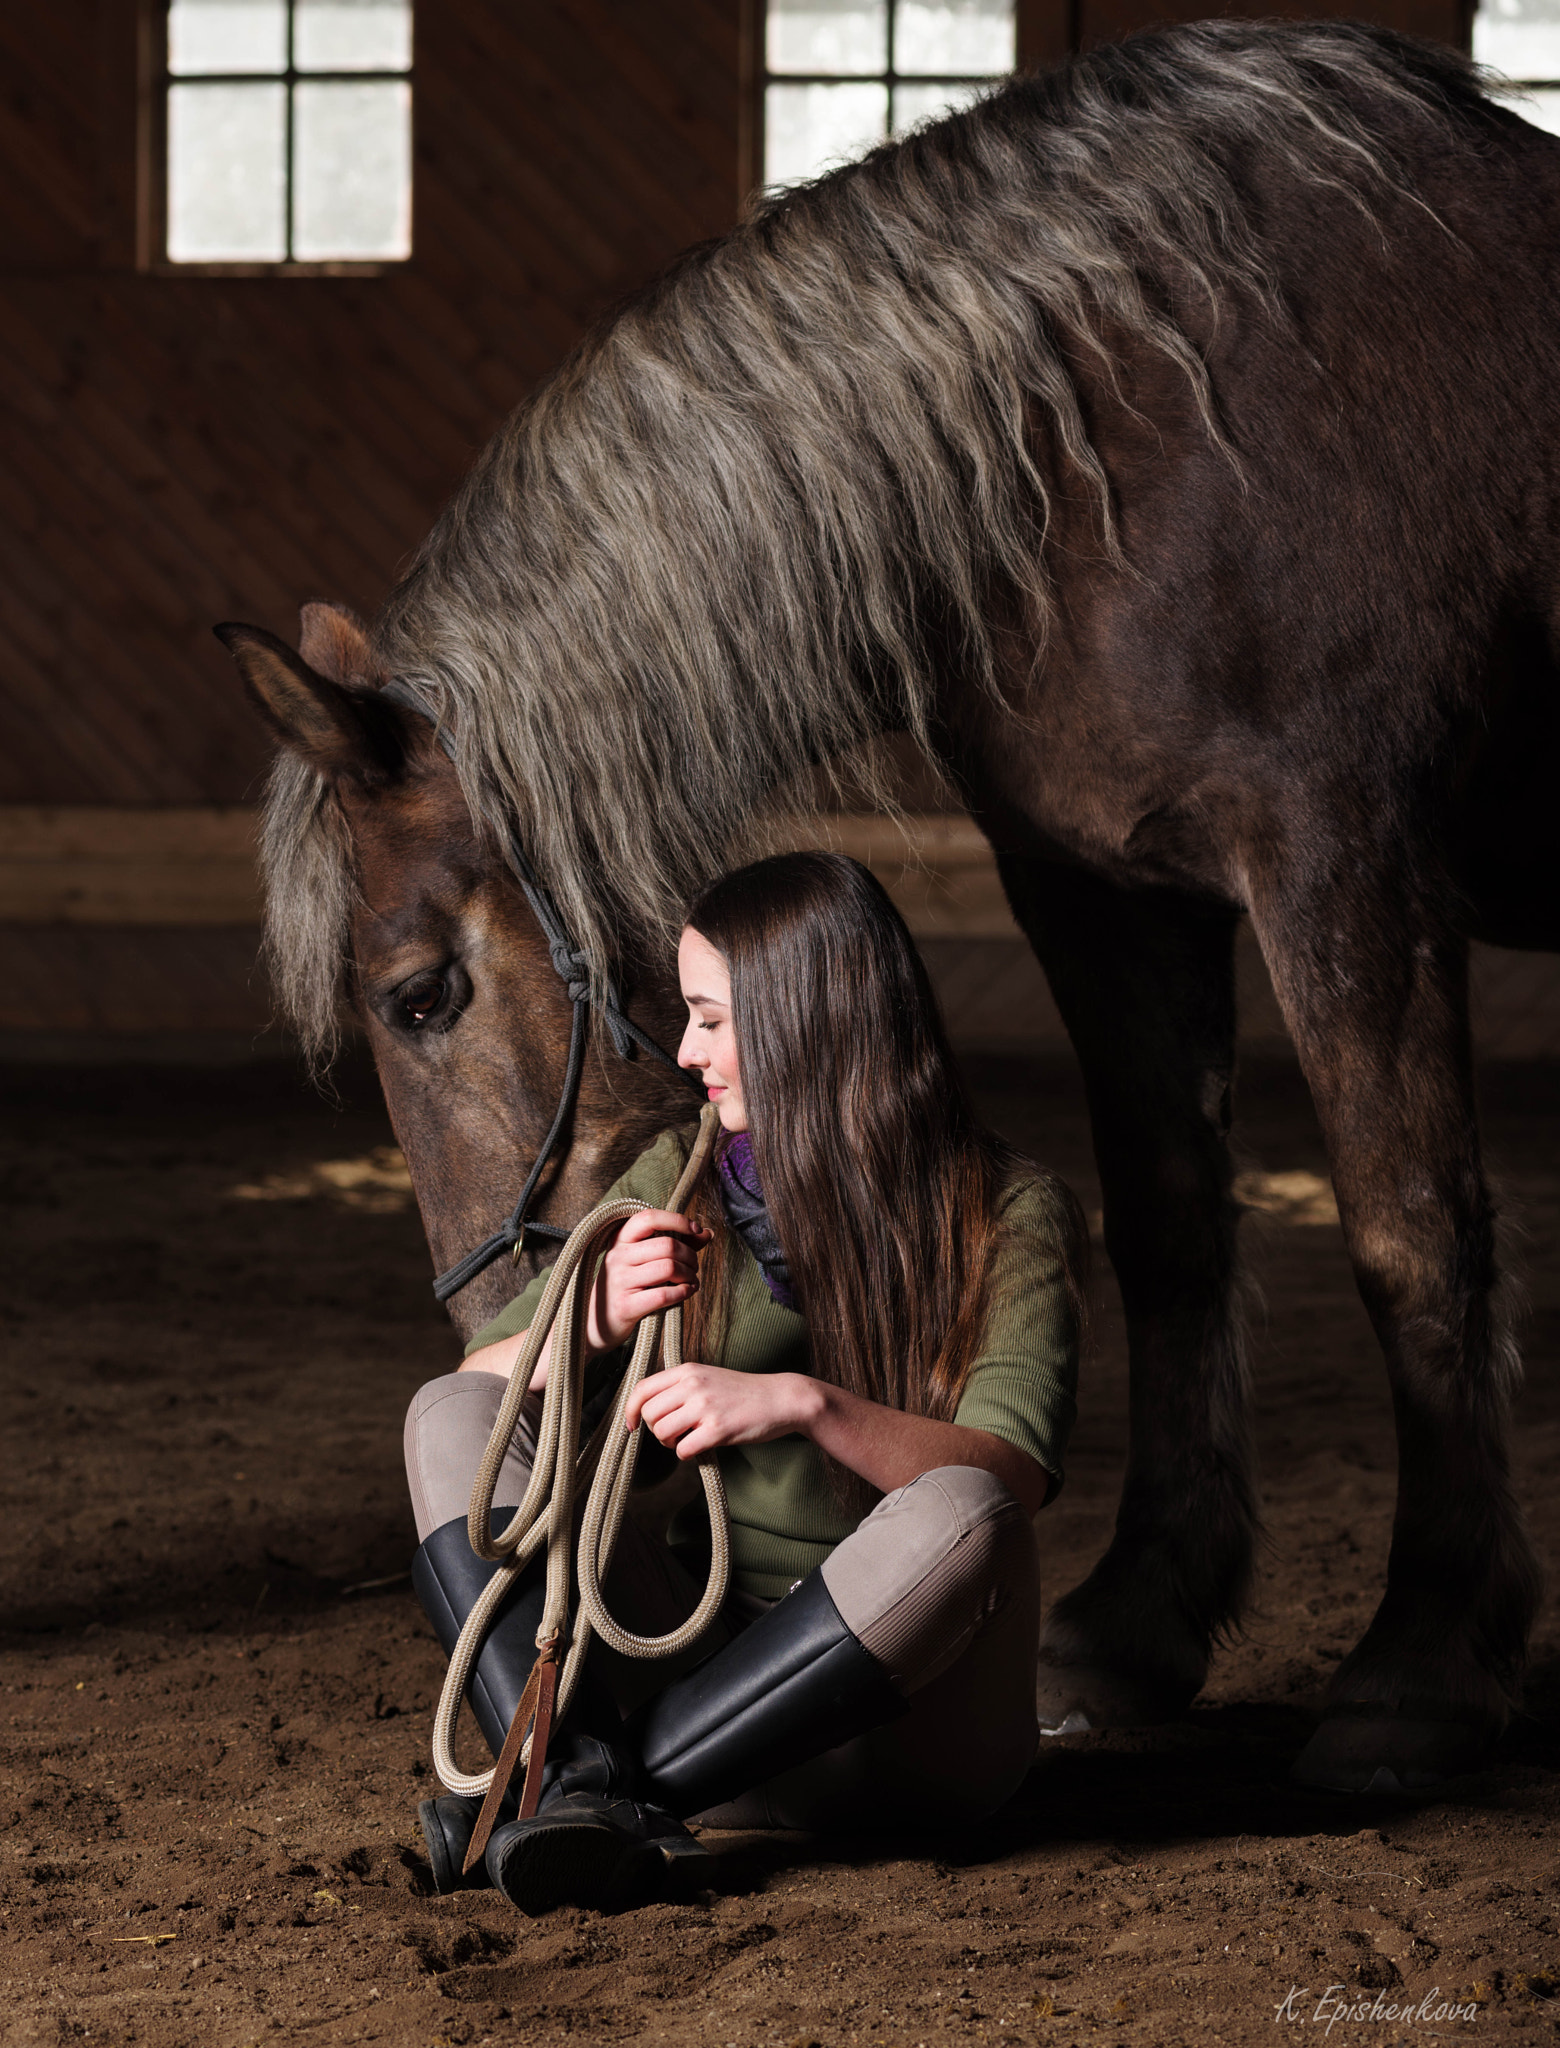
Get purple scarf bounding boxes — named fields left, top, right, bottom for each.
left=717, top=1133, right=797, bottom=1311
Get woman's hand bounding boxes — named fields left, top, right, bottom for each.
left=589, top=1209, right=711, bottom=1353
left=628, top=1363, right=1053, bottom=1513
left=455, top=1207, right=709, bottom=1392
left=625, top=1365, right=821, bottom=1460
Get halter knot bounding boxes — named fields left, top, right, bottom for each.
left=548, top=938, right=593, bottom=1005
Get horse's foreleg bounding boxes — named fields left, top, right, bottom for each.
left=1251, top=879, right=1541, bottom=1791
left=999, top=857, right=1253, bottom=1727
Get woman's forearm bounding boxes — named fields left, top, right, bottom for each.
left=800, top=1378, right=1052, bottom=1516
left=458, top=1324, right=557, bottom=1384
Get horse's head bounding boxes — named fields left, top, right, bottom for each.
left=219, top=605, right=691, bottom=1340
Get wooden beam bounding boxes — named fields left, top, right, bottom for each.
left=0, top=806, right=261, bottom=924
left=2, top=806, right=1553, bottom=1055
left=0, top=803, right=1023, bottom=935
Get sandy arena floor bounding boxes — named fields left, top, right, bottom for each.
left=2, top=1050, right=1558, bottom=2048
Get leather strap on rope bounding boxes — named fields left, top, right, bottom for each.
left=462, top=1637, right=560, bottom=1874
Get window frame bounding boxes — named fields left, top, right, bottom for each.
left=742, top=0, right=1066, bottom=200
left=1468, top=0, right=1560, bottom=144
left=139, top=0, right=414, bottom=277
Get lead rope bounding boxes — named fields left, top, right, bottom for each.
left=430, top=1105, right=729, bottom=1872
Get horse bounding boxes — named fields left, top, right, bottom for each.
left=218, top=20, right=1559, bottom=1795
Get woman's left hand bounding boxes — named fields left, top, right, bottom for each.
left=625, top=1364, right=821, bottom=1460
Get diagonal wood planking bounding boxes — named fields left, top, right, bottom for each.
left=0, top=0, right=742, bottom=807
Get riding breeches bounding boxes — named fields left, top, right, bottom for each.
left=404, top=1371, right=1041, bottom=1829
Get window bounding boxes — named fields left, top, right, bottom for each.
left=163, top=0, right=412, bottom=267
left=764, top=0, right=1016, bottom=190
left=1474, top=0, right=1560, bottom=138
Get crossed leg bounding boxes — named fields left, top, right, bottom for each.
left=406, top=1371, right=1041, bottom=1826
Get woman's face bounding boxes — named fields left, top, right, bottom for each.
left=677, top=926, right=747, bottom=1132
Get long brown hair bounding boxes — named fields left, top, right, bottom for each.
left=682, top=852, right=1079, bottom=1447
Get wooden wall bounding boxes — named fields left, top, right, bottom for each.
left=0, top=0, right=742, bottom=1043
left=0, top=0, right=741, bottom=808
left=8, top=0, right=1532, bottom=1058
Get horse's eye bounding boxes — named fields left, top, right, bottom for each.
left=399, top=972, right=448, bottom=1026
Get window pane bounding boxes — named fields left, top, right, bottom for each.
left=768, top=0, right=887, bottom=76
left=896, top=0, right=1014, bottom=76
left=295, top=0, right=413, bottom=72
left=293, top=79, right=412, bottom=259
left=892, top=78, right=991, bottom=130
left=765, top=80, right=888, bottom=185
left=1510, top=84, right=1560, bottom=130
left=1473, top=0, right=1560, bottom=78
left=169, top=0, right=287, bottom=75
left=167, top=80, right=286, bottom=260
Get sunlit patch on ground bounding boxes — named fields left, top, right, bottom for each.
left=1090, top=1167, right=1339, bottom=1239
left=1234, top=1168, right=1340, bottom=1226
left=227, top=1146, right=414, bottom=1214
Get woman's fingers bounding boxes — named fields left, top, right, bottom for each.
left=618, top=1240, right=701, bottom=1284
left=621, top=1249, right=698, bottom=1288
left=625, top=1363, right=800, bottom=1453
left=628, top=1366, right=731, bottom=1453
left=596, top=1209, right=707, bottom=1351
left=626, top=1365, right=688, bottom=1431
left=625, top=1281, right=695, bottom=1321
left=636, top=1388, right=700, bottom=1449
left=617, top=1209, right=710, bottom=1248
left=632, top=1381, right=689, bottom=1435
left=673, top=1424, right=719, bottom=1460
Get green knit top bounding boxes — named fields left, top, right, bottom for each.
left=465, top=1126, right=1080, bottom=1600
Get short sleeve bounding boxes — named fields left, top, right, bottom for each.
left=461, top=1125, right=696, bottom=1356
left=951, top=1177, right=1081, bottom=1498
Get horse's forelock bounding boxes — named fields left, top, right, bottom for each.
left=260, top=752, right=359, bottom=1069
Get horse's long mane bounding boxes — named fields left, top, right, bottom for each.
left=266, top=20, right=1492, bottom=1057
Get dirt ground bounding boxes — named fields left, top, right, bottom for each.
left=3, top=1049, right=1559, bottom=2048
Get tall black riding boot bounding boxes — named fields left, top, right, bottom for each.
left=413, top=1512, right=632, bottom=1892
left=412, top=1512, right=549, bottom=1892
left=483, top=1570, right=904, bottom=1914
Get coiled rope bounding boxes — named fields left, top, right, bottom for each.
left=431, top=1105, right=728, bottom=1865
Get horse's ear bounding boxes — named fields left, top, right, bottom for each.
left=215, top=620, right=400, bottom=783
left=298, top=600, right=377, bottom=688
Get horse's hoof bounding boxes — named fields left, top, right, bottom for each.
left=1035, top=1660, right=1198, bottom=1732
left=1290, top=1711, right=1491, bottom=1794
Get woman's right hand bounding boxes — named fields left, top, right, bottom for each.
left=455, top=1208, right=708, bottom=1389
left=589, top=1209, right=710, bottom=1353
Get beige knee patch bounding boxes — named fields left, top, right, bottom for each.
left=819, top=1466, right=1034, bottom=1692
left=403, top=1371, right=539, bottom=1542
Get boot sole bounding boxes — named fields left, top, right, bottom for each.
left=487, top=1814, right=658, bottom=1916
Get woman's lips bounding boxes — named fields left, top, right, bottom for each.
left=706, top=1084, right=725, bottom=1098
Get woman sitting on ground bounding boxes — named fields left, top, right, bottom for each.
left=403, top=851, right=1085, bottom=1913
